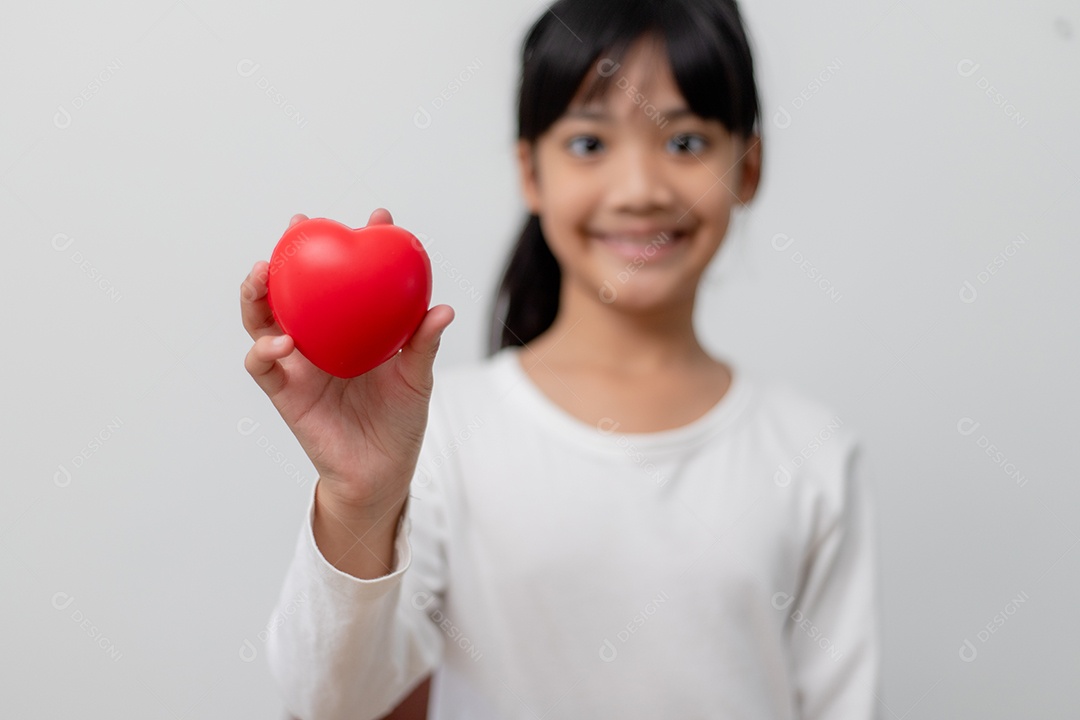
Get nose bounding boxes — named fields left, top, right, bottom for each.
left=605, top=143, right=676, bottom=212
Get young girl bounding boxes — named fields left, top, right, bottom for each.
left=241, top=1, right=881, bottom=718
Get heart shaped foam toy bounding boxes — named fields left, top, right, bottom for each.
left=266, top=217, right=432, bottom=378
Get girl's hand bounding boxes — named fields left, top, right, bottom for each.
left=241, top=209, right=454, bottom=516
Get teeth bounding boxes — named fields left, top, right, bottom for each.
left=601, top=231, right=681, bottom=245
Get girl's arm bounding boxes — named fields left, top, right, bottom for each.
left=789, top=440, right=883, bottom=720
left=264, top=398, right=452, bottom=720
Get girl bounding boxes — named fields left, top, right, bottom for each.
left=241, top=1, right=882, bottom=718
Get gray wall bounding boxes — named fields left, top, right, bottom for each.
left=2, top=0, right=1076, bottom=717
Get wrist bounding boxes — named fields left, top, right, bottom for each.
left=315, top=478, right=408, bottom=528
left=312, top=482, right=407, bottom=581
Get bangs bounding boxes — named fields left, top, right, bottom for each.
left=517, top=0, right=760, bottom=142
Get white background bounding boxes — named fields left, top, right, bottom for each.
left=2, top=0, right=1077, bottom=717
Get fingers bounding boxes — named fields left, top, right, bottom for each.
left=395, top=304, right=455, bottom=392
left=407, top=304, right=455, bottom=359
left=240, top=260, right=280, bottom=341
left=241, top=260, right=267, bottom=303
left=367, top=208, right=393, bottom=226
left=244, top=333, right=294, bottom=397
left=241, top=214, right=307, bottom=341
left=292, top=209, right=387, bottom=227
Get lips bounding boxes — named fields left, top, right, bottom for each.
left=593, top=228, right=689, bottom=260
left=593, top=227, right=688, bottom=244
left=597, top=230, right=685, bottom=244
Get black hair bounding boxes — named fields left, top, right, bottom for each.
left=486, top=0, right=763, bottom=355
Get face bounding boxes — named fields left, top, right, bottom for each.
left=516, top=34, right=761, bottom=312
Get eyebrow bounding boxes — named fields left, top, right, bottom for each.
left=562, top=107, right=697, bottom=122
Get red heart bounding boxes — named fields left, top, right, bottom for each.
left=265, top=217, right=432, bottom=378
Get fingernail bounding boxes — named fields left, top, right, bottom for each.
left=273, top=336, right=287, bottom=347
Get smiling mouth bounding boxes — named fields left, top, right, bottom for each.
left=592, top=229, right=690, bottom=259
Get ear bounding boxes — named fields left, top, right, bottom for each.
left=734, top=134, right=762, bottom=206
left=516, top=139, right=541, bottom=215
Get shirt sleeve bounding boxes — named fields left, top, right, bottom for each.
left=788, top=437, right=883, bottom=720
left=264, top=398, right=452, bottom=720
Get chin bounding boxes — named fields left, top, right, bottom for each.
left=595, top=282, right=690, bottom=312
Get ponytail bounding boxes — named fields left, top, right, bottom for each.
left=487, top=214, right=561, bottom=355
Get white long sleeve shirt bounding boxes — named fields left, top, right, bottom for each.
left=265, top=345, right=883, bottom=720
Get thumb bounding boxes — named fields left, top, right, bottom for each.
left=396, top=304, right=455, bottom=392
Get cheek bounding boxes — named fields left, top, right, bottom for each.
left=546, top=179, right=594, bottom=227
left=690, top=170, right=741, bottom=215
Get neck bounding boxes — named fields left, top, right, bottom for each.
left=525, top=273, right=712, bottom=374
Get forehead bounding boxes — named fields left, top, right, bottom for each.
left=570, top=35, right=685, bottom=113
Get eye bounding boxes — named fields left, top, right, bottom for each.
left=669, top=133, right=708, bottom=156
left=567, top=135, right=603, bottom=156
